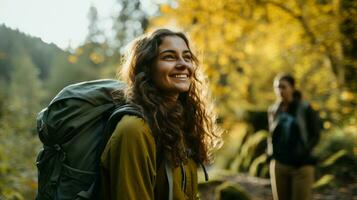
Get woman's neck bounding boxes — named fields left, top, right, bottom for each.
left=281, top=97, right=293, bottom=112
left=282, top=96, right=293, bottom=105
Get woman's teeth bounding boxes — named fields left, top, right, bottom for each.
left=173, top=74, right=188, bottom=78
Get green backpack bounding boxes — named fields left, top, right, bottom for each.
left=35, top=79, right=143, bottom=200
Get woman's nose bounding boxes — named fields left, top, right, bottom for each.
left=176, top=58, right=189, bottom=69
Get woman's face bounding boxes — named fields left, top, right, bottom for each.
left=152, top=36, right=194, bottom=97
left=274, top=79, right=294, bottom=102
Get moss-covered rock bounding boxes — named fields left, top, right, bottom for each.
left=215, top=182, right=251, bottom=200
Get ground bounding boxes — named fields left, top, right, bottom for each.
left=198, top=173, right=357, bottom=200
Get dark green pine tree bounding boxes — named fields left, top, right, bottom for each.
left=86, top=5, right=104, bottom=44
left=112, top=0, right=149, bottom=54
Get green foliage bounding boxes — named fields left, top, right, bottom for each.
left=313, top=174, right=335, bottom=189
left=46, top=48, right=98, bottom=99
left=0, top=3, right=151, bottom=198
left=0, top=0, right=355, bottom=197
left=229, top=130, right=268, bottom=176
left=154, top=0, right=357, bottom=192
left=0, top=25, right=106, bottom=199
left=154, top=0, right=357, bottom=132
left=0, top=46, right=42, bottom=198
left=112, top=0, right=149, bottom=53
left=321, top=149, right=347, bottom=168
left=0, top=24, right=65, bottom=82
left=86, top=5, right=104, bottom=44
left=212, top=124, right=248, bottom=170
left=248, top=154, right=268, bottom=178
left=314, top=127, right=357, bottom=187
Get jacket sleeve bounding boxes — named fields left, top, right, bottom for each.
left=100, top=115, right=156, bottom=200
left=305, top=105, right=322, bottom=150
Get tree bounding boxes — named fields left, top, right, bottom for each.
left=339, top=0, right=357, bottom=92
left=152, top=0, right=355, bottom=127
left=86, top=5, right=104, bottom=44
left=112, top=0, right=149, bottom=53
left=0, top=52, right=42, bottom=199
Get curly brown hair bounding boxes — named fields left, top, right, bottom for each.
left=114, top=29, right=222, bottom=166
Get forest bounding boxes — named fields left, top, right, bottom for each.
left=0, top=0, right=356, bottom=199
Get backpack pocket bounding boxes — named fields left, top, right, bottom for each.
left=56, top=163, right=97, bottom=200
left=36, top=148, right=61, bottom=200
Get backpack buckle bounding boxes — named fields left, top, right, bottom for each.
left=52, top=144, right=66, bottom=162
left=54, top=144, right=61, bottom=151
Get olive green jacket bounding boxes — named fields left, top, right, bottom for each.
left=100, top=115, right=199, bottom=200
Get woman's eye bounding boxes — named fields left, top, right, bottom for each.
left=184, top=56, right=192, bottom=62
left=163, top=55, right=175, bottom=60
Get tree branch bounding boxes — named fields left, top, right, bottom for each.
left=263, top=0, right=317, bottom=44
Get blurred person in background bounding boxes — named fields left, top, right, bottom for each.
left=267, top=73, right=321, bottom=200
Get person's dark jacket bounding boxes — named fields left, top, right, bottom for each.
left=267, top=99, right=322, bottom=167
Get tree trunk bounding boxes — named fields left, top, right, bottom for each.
left=340, top=0, right=357, bottom=93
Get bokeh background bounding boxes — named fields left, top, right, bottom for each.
left=0, top=0, right=356, bottom=199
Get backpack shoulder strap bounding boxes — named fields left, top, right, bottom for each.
left=98, top=104, right=144, bottom=153
left=106, top=105, right=176, bottom=200
left=165, top=160, right=174, bottom=200
left=104, top=104, right=144, bottom=139
left=87, top=104, right=145, bottom=199
left=296, top=101, right=309, bottom=145
left=268, top=101, right=282, bottom=132
left=200, top=163, right=209, bottom=181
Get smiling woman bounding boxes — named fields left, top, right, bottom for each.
left=100, top=29, right=223, bottom=200
left=152, top=35, right=194, bottom=97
